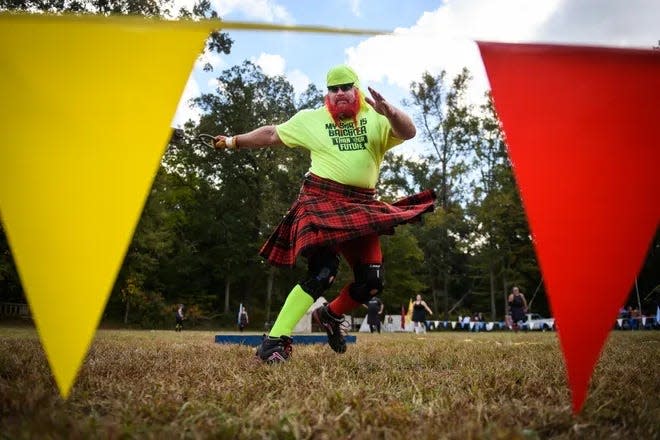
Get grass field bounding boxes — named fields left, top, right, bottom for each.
left=0, top=327, right=658, bottom=439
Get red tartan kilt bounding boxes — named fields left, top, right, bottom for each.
left=259, top=173, right=436, bottom=267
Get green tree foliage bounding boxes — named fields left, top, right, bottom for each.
left=464, top=94, right=543, bottom=319
left=407, top=68, right=478, bottom=208
left=627, top=228, right=659, bottom=312
left=0, top=221, right=22, bottom=302
left=189, top=61, right=312, bottom=314
left=380, top=225, right=425, bottom=312
left=399, top=69, right=478, bottom=319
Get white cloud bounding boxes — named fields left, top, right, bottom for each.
left=535, top=0, right=660, bottom=47
left=346, top=0, right=658, bottom=104
left=172, top=75, right=202, bottom=128
left=210, top=0, right=293, bottom=23
left=252, top=54, right=311, bottom=95
left=287, top=69, right=311, bottom=95
left=252, top=53, right=286, bottom=76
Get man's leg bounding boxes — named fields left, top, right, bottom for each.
left=327, top=234, right=383, bottom=316
left=314, top=235, right=383, bottom=353
left=257, top=248, right=339, bottom=362
left=268, top=285, right=315, bottom=338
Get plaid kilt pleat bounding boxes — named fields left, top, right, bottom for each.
left=259, top=173, right=436, bottom=267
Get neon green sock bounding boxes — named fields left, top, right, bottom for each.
left=269, top=284, right=314, bottom=338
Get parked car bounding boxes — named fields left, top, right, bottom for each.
left=522, top=313, right=555, bottom=331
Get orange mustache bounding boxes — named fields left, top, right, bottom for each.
left=325, top=90, right=361, bottom=132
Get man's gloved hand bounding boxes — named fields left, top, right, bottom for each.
left=213, top=135, right=237, bottom=149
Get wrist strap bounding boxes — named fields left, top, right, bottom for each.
left=227, top=135, right=241, bottom=149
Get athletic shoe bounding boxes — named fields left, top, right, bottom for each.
left=255, top=335, right=293, bottom=363
left=312, top=305, right=347, bottom=354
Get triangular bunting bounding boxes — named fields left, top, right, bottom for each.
left=478, top=42, right=660, bottom=413
left=0, top=15, right=214, bottom=398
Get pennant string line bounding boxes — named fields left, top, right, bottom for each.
left=0, top=13, right=390, bottom=36
left=215, top=20, right=389, bottom=36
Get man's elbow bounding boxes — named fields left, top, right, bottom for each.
left=403, top=125, right=417, bottom=140
left=263, top=125, right=282, bottom=146
left=396, top=124, right=416, bottom=141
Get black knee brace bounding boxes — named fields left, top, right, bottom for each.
left=299, top=248, right=340, bottom=299
left=349, top=263, right=384, bottom=304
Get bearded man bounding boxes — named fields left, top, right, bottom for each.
left=213, top=65, right=436, bottom=363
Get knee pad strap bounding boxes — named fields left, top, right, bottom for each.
left=299, top=249, right=340, bottom=299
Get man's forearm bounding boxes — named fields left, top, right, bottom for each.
left=235, top=125, right=284, bottom=149
left=387, top=107, right=416, bottom=140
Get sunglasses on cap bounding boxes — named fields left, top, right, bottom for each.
left=327, top=83, right=354, bottom=93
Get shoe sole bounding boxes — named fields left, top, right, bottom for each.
left=255, top=342, right=291, bottom=363
left=312, top=309, right=347, bottom=354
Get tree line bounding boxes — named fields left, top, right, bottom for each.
left=1, top=0, right=657, bottom=328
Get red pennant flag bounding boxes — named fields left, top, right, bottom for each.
left=477, top=42, right=660, bottom=413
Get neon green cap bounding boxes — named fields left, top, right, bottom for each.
left=326, top=65, right=359, bottom=87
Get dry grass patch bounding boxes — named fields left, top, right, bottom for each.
left=0, top=327, right=658, bottom=439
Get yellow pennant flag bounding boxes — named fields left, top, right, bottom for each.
left=0, top=14, right=214, bottom=398
left=406, top=298, right=414, bottom=323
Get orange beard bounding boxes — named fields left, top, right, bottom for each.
left=325, top=90, right=361, bottom=133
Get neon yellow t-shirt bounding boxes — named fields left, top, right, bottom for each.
left=275, top=106, right=404, bottom=188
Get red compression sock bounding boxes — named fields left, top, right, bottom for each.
left=328, top=284, right=361, bottom=316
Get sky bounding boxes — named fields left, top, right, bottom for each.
left=172, top=0, right=660, bottom=146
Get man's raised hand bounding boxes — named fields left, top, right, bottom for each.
left=365, top=86, right=394, bottom=118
